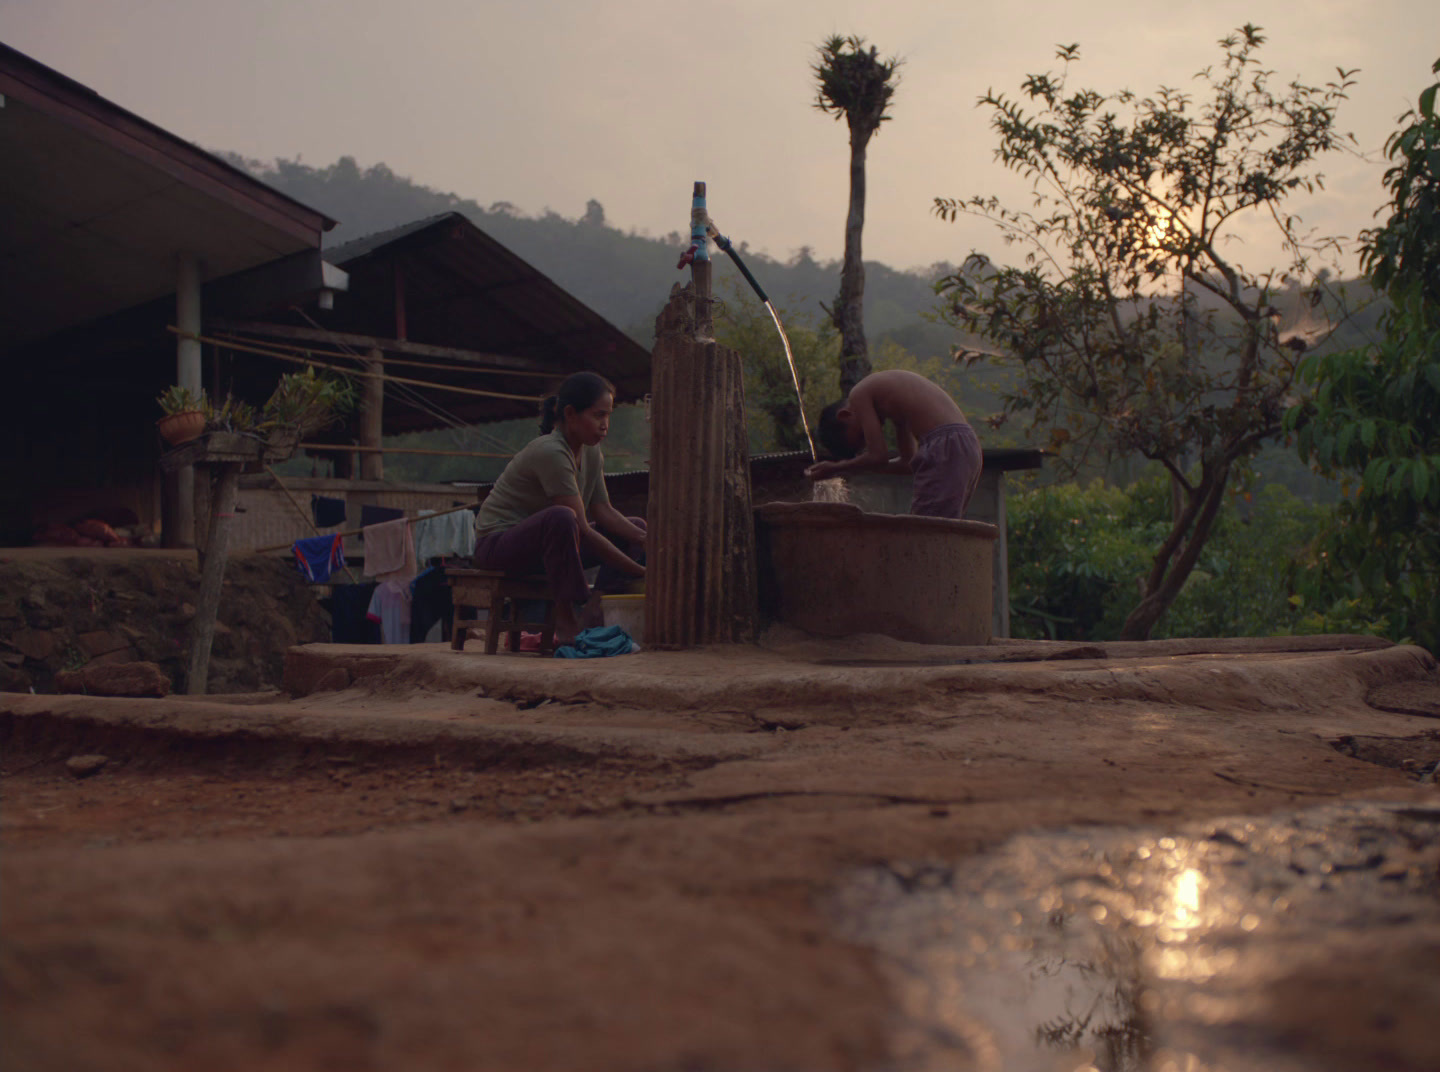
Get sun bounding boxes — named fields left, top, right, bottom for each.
left=1145, top=207, right=1174, bottom=249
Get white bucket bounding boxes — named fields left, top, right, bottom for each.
left=600, top=594, right=645, bottom=646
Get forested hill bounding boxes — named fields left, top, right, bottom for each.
left=234, top=153, right=1371, bottom=502
left=222, top=154, right=960, bottom=359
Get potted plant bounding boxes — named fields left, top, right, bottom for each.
left=201, top=394, right=260, bottom=435
left=260, top=368, right=355, bottom=454
left=156, top=384, right=207, bottom=445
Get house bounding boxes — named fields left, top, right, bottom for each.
left=0, top=43, right=652, bottom=554
left=0, top=41, right=344, bottom=546
left=211, top=212, right=653, bottom=555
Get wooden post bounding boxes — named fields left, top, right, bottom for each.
left=192, top=467, right=214, bottom=569
left=186, top=461, right=241, bottom=694
left=645, top=282, right=758, bottom=648
left=360, top=348, right=385, bottom=481
left=160, top=431, right=302, bottom=694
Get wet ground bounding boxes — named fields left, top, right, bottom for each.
left=834, top=801, right=1440, bottom=1072
left=3, top=633, right=1439, bottom=1071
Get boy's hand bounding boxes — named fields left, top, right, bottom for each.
left=805, top=460, right=842, bottom=480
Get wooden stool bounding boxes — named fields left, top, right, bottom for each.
left=446, top=569, right=559, bottom=655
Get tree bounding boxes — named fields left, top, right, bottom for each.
left=813, top=34, right=901, bottom=395
left=1285, top=59, right=1440, bottom=652
left=934, top=26, right=1356, bottom=639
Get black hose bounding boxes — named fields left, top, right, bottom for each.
left=710, top=231, right=769, bottom=304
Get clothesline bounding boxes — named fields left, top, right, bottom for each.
left=166, top=327, right=543, bottom=403
left=254, top=499, right=480, bottom=554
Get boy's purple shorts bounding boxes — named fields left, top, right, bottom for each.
left=909, top=422, right=982, bottom=519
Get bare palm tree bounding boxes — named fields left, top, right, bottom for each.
left=813, top=34, right=901, bottom=394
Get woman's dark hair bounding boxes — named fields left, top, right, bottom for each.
left=539, top=371, right=615, bottom=434
left=817, top=400, right=857, bottom=460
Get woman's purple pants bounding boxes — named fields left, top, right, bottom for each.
left=473, top=506, right=643, bottom=606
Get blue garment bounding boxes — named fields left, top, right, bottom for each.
left=311, top=494, right=347, bottom=528
left=293, top=533, right=346, bottom=583
left=554, top=625, right=639, bottom=659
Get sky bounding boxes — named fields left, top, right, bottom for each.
left=6, top=0, right=1438, bottom=274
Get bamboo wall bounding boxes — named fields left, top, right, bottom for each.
left=645, top=287, right=758, bottom=647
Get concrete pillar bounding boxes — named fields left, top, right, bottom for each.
left=164, top=253, right=202, bottom=548
left=992, top=474, right=1010, bottom=639
left=176, top=254, right=202, bottom=392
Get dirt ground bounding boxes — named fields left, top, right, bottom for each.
left=4, top=631, right=1440, bottom=1071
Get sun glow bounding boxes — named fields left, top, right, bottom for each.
left=1145, top=207, right=1174, bottom=249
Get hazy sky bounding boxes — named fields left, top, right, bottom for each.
left=7, top=1, right=1438, bottom=272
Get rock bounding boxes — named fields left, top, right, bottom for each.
left=88, top=646, right=141, bottom=667
left=11, top=628, right=57, bottom=661
left=66, top=754, right=109, bottom=778
left=53, top=669, right=84, bottom=693
left=54, top=661, right=171, bottom=698
left=0, top=666, right=33, bottom=693
left=78, top=630, right=128, bottom=658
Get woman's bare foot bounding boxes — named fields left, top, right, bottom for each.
left=580, top=588, right=606, bottom=631
left=555, top=601, right=583, bottom=647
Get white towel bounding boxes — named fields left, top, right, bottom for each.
left=362, top=517, right=416, bottom=582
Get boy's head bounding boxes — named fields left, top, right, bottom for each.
left=817, top=400, right=860, bottom=460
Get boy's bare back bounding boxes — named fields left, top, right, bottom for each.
left=850, top=369, right=966, bottom=441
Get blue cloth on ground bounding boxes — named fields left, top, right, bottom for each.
left=311, top=494, right=346, bottom=528
left=292, top=533, right=346, bottom=583
left=553, top=625, right=639, bottom=659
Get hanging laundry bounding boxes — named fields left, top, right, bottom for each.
left=413, top=508, right=477, bottom=562
left=361, top=517, right=416, bottom=583
left=366, top=580, right=412, bottom=644
left=409, top=567, right=453, bottom=644
left=359, top=504, right=404, bottom=533
left=322, top=583, right=379, bottom=644
left=311, top=495, right=347, bottom=528
left=292, top=533, right=346, bottom=583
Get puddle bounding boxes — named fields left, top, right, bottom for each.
left=831, top=802, right=1440, bottom=1071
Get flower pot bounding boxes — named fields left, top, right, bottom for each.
left=157, top=410, right=206, bottom=446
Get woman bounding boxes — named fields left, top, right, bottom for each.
left=474, top=371, right=645, bottom=642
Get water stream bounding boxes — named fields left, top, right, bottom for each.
left=763, top=299, right=816, bottom=463
left=760, top=299, right=848, bottom=503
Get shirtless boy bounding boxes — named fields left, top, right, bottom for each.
left=805, top=369, right=983, bottom=519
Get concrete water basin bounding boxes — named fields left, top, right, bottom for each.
left=755, top=500, right=999, bottom=646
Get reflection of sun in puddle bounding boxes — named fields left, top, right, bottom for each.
left=832, top=805, right=1440, bottom=1072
